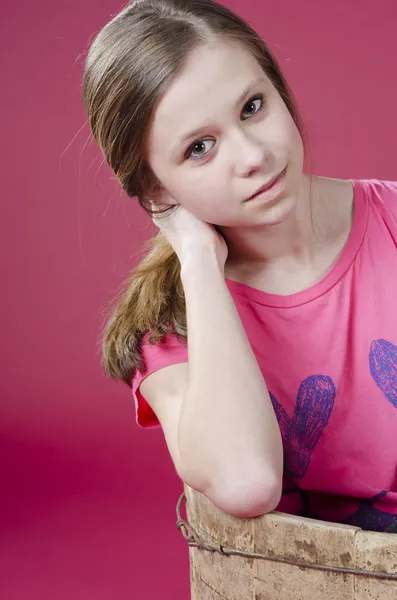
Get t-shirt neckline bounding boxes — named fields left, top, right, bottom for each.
left=225, top=179, right=369, bottom=308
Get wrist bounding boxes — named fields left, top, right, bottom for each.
left=180, top=249, right=224, bottom=280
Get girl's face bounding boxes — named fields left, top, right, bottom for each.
left=146, top=40, right=304, bottom=227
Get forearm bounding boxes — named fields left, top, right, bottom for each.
left=178, top=250, right=283, bottom=514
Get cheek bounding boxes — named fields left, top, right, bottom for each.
left=285, top=114, right=304, bottom=157
left=268, top=103, right=302, bottom=153
left=176, top=168, right=225, bottom=203
left=291, top=126, right=305, bottom=168
left=173, top=170, right=231, bottom=221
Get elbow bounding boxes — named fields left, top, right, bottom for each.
left=197, top=471, right=282, bottom=519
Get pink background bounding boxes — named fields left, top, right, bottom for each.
left=1, top=0, right=396, bottom=598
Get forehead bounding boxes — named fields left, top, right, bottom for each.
left=147, top=41, right=267, bottom=146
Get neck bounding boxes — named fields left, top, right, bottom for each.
left=222, top=174, right=318, bottom=266
left=221, top=173, right=354, bottom=282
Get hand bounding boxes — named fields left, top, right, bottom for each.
left=150, top=194, right=228, bottom=271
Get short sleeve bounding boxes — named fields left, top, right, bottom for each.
left=131, top=332, right=188, bottom=429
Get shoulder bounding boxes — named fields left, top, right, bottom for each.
left=315, top=175, right=397, bottom=218
left=353, top=178, right=397, bottom=220
left=131, top=331, right=188, bottom=429
left=313, top=175, right=397, bottom=198
left=359, top=178, right=397, bottom=200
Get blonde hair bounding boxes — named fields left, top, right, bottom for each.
left=83, top=0, right=304, bottom=386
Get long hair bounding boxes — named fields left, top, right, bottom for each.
left=83, top=0, right=304, bottom=386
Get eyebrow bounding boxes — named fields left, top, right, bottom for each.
left=176, top=76, right=266, bottom=148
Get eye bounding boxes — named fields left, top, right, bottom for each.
left=186, top=138, right=215, bottom=160
left=184, top=93, right=264, bottom=161
left=241, top=94, right=264, bottom=120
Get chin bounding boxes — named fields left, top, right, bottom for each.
left=254, top=192, right=298, bottom=227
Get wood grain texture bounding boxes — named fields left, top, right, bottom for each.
left=184, top=485, right=397, bottom=599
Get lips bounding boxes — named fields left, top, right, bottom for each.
left=246, top=168, right=286, bottom=201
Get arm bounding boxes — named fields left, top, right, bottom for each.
left=141, top=247, right=283, bottom=518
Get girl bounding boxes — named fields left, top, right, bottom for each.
left=83, top=0, right=397, bottom=531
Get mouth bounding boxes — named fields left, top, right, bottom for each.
left=245, top=167, right=287, bottom=202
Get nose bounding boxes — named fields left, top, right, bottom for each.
left=232, top=129, right=268, bottom=178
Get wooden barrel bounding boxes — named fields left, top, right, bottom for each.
left=177, top=485, right=397, bottom=599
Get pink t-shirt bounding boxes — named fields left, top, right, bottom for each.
left=132, top=179, right=397, bottom=532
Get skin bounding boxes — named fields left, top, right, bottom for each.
left=146, top=39, right=354, bottom=295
